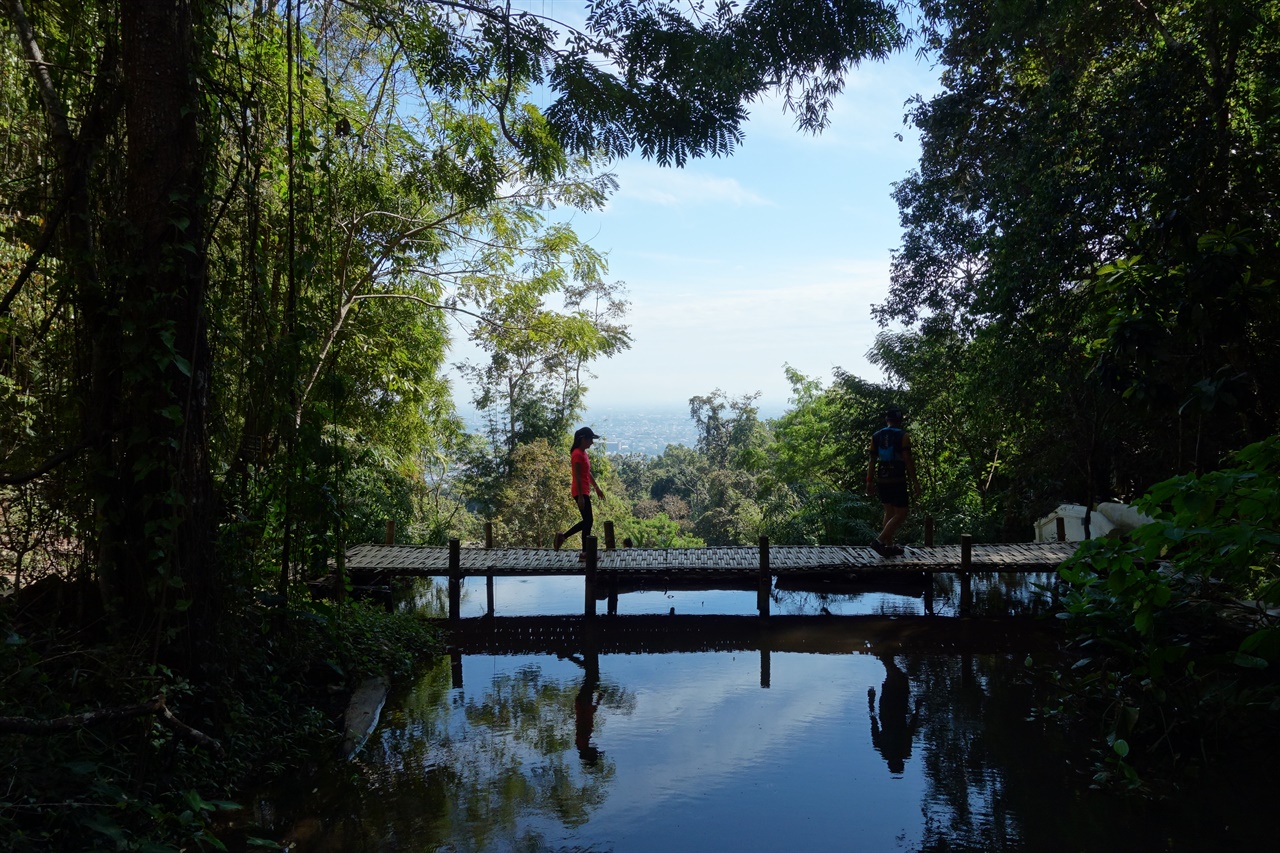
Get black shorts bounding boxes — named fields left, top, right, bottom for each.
left=877, top=482, right=909, bottom=508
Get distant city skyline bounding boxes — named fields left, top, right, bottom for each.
left=446, top=48, right=943, bottom=415
left=458, top=401, right=793, bottom=458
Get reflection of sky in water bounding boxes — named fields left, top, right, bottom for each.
left=596, top=654, right=921, bottom=850
left=450, top=651, right=925, bottom=852
left=450, top=575, right=965, bottom=618
left=264, top=568, right=1277, bottom=852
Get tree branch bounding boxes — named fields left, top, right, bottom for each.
left=0, top=694, right=224, bottom=757
left=0, top=196, right=69, bottom=318
left=0, top=1, right=121, bottom=318
left=4, top=0, right=74, bottom=159
left=0, top=441, right=88, bottom=486
left=293, top=291, right=517, bottom=426
left=0, top=0, right=74, bottom=319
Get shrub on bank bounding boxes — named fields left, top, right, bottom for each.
left=1050, top=436, right=1280, bottom=793
left=0, top=593, right=442, bottom=850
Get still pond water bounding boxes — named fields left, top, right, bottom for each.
left=245, top=574, right=1275, bottom=851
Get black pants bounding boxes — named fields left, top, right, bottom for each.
left=565, top=495, right=594, bottom=542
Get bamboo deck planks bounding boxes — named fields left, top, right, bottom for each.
left=342, top=541, right=1078, bottom=577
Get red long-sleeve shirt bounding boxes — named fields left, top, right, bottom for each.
left=570, top=447, right=595, bottom=497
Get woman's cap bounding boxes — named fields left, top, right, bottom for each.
left=575, top=426, right=604, bottom=440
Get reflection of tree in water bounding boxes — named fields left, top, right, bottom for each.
left=288, top=655, right=635, bottom=851
left=930, top=571, right=1056, bottom=617
left=899, top=652, right=1067, bottom=851
left=772, top=585, right=926, bottom=617
left=868, top=654, right=919, bottom=774
left=400, top=577, right=450, bottom=616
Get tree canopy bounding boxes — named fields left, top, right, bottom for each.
left=880, top=0, right=1280, bottom=505
left=0, top=0, right=907, bottom=661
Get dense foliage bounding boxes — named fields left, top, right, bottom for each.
left=1, top=595, right=441, bottom=849
left=876, top=0, right=1280, bottom=793
left=0, top=0, right=906, bottom=846
left=1052, top=436, right=1280, bottom=791
left=879, top=0, right=1280, bottom=511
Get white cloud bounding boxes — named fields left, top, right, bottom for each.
left=628, top=264, right=886, bottom=328
left=744, top=58, right=941, bottom=152
left=610, top=163, right=771, bottom=208
left=588, top=651, right=926, bottom=840
left=582, top=258, right=895, bottom=408
left=445, top=47, right=939, bottom=415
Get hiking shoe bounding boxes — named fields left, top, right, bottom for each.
left=870, top=539, right=889, bottom=557
left=886, top=544, right=905, bottom=557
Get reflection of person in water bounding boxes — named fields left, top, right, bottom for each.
left=868, top=654, right=919, bottom=774
left=573, top=654, right=602, bottom=766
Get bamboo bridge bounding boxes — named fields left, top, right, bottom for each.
left=338, top=527, right=1078, bottom=619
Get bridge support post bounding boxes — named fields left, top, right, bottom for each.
left=959, top=534, right=972, bottom=616
left=1056, top=516, right=1066, bottom=542
left=607, top=575, right=618, bottom=615
left=925, top=516, right=935, bottom=548
left=584, top=536, right=598, bottom=618
left=604, top=521, right=615, bottom=550
left=385, top=520, right=395, bottom=545
left=760, top=648, right=771, bottom=689
left=757, top=536, right=771, bottom=617
left=484, top=523, right=495, bottom=617
left=448, top=538, right=461, bottom=621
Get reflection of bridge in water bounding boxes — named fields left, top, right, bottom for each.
left=440, top=614, right=1061, bottom=689
left=342, top=537, right=1078, bottom=618
left=443, top=614, right=1058, bottom=656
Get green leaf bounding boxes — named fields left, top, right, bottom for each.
left=62, top=760, right=99, bottom=775
left=1112, top=738, right=1129, bottom=758
left=1118, top=705, right=1140, bottom=735
left=1239, top=627, right=1280, bottom=660
left=184, top=789, right=213, bottom=812
left=81, top=811, right=128, bottom=844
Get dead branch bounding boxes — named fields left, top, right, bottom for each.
left=0, top=441, right=88, bottom=485
left=0, top=694, right=225, bottom=757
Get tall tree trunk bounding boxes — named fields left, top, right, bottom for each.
left=95, top=0, right=217, bottom=661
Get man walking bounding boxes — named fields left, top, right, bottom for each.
left=866, top=406, right=921, bottom=557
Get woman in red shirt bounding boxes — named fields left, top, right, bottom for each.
left=554, top=427, right=606, bottom=552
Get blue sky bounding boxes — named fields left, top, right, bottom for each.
left=448, top=44, right=943, bottom=416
